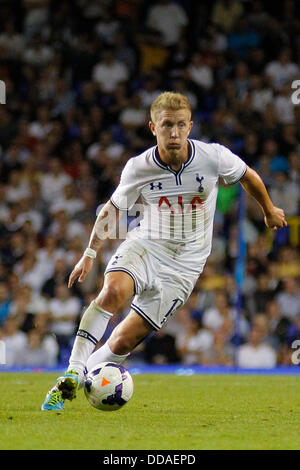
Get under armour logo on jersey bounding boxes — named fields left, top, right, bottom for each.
left=150, top=182, right=163, bottom=190
left=196, top=174, right=204, bottom=193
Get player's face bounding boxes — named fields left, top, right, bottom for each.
left=149, top=108, right=193, bottom=163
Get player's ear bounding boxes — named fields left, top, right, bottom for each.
left=188, top=121, right=194, bottom=135
left=149, top=121, right=156, bottom=136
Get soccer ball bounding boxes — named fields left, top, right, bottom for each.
left=84, top=362, right=134, bottom=411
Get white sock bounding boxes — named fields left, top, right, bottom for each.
left=86, top=341, right=129, bottom=372
left=68, top=301, right=113, bottom=378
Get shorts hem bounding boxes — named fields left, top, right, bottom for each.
left=131, top=303, right=160, bottom=330
left=105, top=268, right=138, bottom=295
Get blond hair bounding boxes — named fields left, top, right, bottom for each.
left=150, top=92, right=192, bottom=123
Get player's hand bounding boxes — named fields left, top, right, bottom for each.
left=68, top=256, right=94, bottom=288
left=264, top=207, right=287, bottom=230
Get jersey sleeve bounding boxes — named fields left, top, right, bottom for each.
left=216, top=144, right=247, bottom=185
left=110, top=158, right=141, bottom=211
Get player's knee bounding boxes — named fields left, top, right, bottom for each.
left=109, top=334, right=133, bottom=356
left=95, top=281, right=129, bottom=312
left=109, top=326, right=146, bottom=355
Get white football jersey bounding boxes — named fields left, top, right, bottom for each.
left=110, top=139, right=246, bottom=276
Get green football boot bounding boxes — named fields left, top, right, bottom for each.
left=41, top=370, right=80, bottom=411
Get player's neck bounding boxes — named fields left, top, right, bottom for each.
left=158, top=142, right=189, bottom=171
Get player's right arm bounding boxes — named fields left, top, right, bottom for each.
left=68, top=200, right=122, bottom=287
left=68, top=156, right=141, bottom=287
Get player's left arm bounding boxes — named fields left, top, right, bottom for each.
left=239, top=166, right=288, bottom=230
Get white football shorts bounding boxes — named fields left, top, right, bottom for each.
left=104, top=239, right=202, bottom=330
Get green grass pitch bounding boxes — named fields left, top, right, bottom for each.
left=0, top=372, right=299, bottom=450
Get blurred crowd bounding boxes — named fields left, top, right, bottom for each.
left=0, top=0, right=300, bottom=369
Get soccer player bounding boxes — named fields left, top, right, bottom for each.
left=42, top=92, right=287, bottom=410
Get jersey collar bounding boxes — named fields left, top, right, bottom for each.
left=153, top=139, right=195, bottom=174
